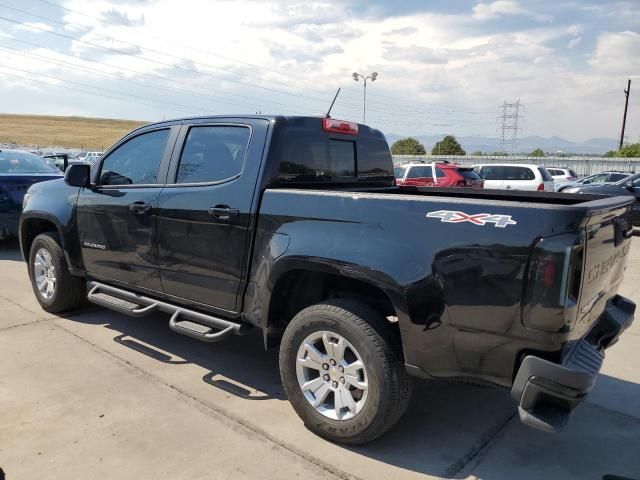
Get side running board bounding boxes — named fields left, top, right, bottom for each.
left=87, top=281, right=246, bottom=343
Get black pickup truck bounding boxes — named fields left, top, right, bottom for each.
left=20, top=115, right=635, bottom=444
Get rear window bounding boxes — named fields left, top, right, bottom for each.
left=538, top=167, right=553, bottom=181
left=0, top=151, right=61, bottom=174
left=274, top=124, right=393, bottom=185
left=569, top=169, right=578, bottom=177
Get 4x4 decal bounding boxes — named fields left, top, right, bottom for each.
left=426, top=210, right=517, bottom=228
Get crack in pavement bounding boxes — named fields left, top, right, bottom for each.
left=443, top=411, right=517, bottom=479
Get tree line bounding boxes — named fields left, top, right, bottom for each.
left=391, top=136, right=640, bottom=158
left=391, top=136, right=466, bottom=155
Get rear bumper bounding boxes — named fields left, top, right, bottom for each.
left=511, top=294, right=635, bottom=432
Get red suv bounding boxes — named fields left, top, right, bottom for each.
left=394, top=162, right=484, bottom=188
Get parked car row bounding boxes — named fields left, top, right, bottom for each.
left=393, top=161, right=638, bottom=226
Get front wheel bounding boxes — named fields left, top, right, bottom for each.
left=279, top=299, right=412, bottom=445
left=29, top=232, right=85, bottom=313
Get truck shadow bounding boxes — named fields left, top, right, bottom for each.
left=67, top=305, right=285, bottom=400
left=346, top=374, right=640, bottom=479
left=0, top=239, right=23, bottom=261
left=61, top=304, right=640, bottom=479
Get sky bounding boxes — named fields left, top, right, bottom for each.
left=0, top=0, right=639, bottom=142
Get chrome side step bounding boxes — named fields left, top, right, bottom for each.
left=87, top=281, right=246, bottom=342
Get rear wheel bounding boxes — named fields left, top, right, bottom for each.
left=29, top=232, right=85, bottom=313
left=279, top=299, right=411, bottom=445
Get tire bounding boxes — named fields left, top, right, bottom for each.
left=28, top=232, right=85, bottom=313
left=279, top=299, right=412, bottom=445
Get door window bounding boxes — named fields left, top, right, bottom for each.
left=479, top=166, right=504, bottom=180
left=610, top=173, right=629, bottom=182
left=176, top=126, right=250, bottom=183
left=407, top=166, right=433, bottom=178
left=99, top=129, right=169, bottom=185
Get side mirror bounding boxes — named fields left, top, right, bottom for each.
left=65, top=164, right=91, bottom=188
left=625, top=180, right=634, bottom=190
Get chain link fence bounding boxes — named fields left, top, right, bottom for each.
left=392, top=155, right=640, bottom=176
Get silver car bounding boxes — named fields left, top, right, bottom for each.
left=554, top=171, right=633, bottom=192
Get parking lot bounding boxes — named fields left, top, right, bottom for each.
left=1, top=237, right=639, bottom=480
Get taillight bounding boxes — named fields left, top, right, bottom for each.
left=537, top=183, right=544, bottom=191
left=322, top=118, right=358, bottom=135
left=567, top=176, right=577, bottom=181
left=523, top=233, right=585, bottom=332
left=542, top=257, right=556, bottom=289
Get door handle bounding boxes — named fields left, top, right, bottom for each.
left=208, top=205, right=239, bottom=220
left=129, top=202, right=152, bottom=215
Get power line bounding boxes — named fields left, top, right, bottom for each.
left=0, top=43, right=304, bottom=115
left=32, top=0, right=493, bottom=113
left=0, top=68, right=200, bottom=116
left=0, top=64, right=211, bottom=115
left=2, top=2, right=496, bottom=116
left=0, top=13, right=344, bottom=108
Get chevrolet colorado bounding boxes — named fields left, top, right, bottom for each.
left=20, top=115, right=635, bottom=444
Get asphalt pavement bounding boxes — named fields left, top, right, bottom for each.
left=0, top=238, right=639, bottom=480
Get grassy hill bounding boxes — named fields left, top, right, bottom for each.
left=0, top=114, right=147, bottom=151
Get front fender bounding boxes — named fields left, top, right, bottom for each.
left=19, top=179, right=83, bottom=274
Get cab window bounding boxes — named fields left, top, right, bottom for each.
left=176, top=126, right=250, bottom=184
left=100, top=129, right=169, bottom=186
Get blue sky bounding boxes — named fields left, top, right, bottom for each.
left=0, top=0, right=638, bottom=144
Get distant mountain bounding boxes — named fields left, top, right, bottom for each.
left=383, top=133, right=618, bottom=155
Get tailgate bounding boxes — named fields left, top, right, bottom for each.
left=576, top=203, right=633, bottom=334
left=522, top=196, right=633, bottom=335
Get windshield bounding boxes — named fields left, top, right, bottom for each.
left=577, top=174, right=597, bottom=184
left=0, top=151, right=61, bottom=174
left=394, top=166, right=407, bottom=178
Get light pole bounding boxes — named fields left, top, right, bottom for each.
left=352, top=71, right=377, bottom=124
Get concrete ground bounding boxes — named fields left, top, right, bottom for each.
left=0, top=238, right=639, bottom=480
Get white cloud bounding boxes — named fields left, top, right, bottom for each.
left=472, top=1, right=551, bottom=21
left=0, top=0, right=637, bottom=141
left=567, top=37, right=581, bottom=48
left=590, top=31, right=640, bottom=75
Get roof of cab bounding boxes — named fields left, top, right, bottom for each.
left=130, top=115, right=387, bottom=140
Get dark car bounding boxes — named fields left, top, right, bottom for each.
left=555, top=170, right=633, bottom=192
left=0, top=149, right=62, bottom=239
left=19, top=115, right=635, bottom=443
left=564, top=173, right=640, bottom=225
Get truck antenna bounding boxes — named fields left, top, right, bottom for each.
left=326, top=88, right=341, bottom=118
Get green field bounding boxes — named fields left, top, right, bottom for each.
left=0, top=114, right=147, bottom=151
